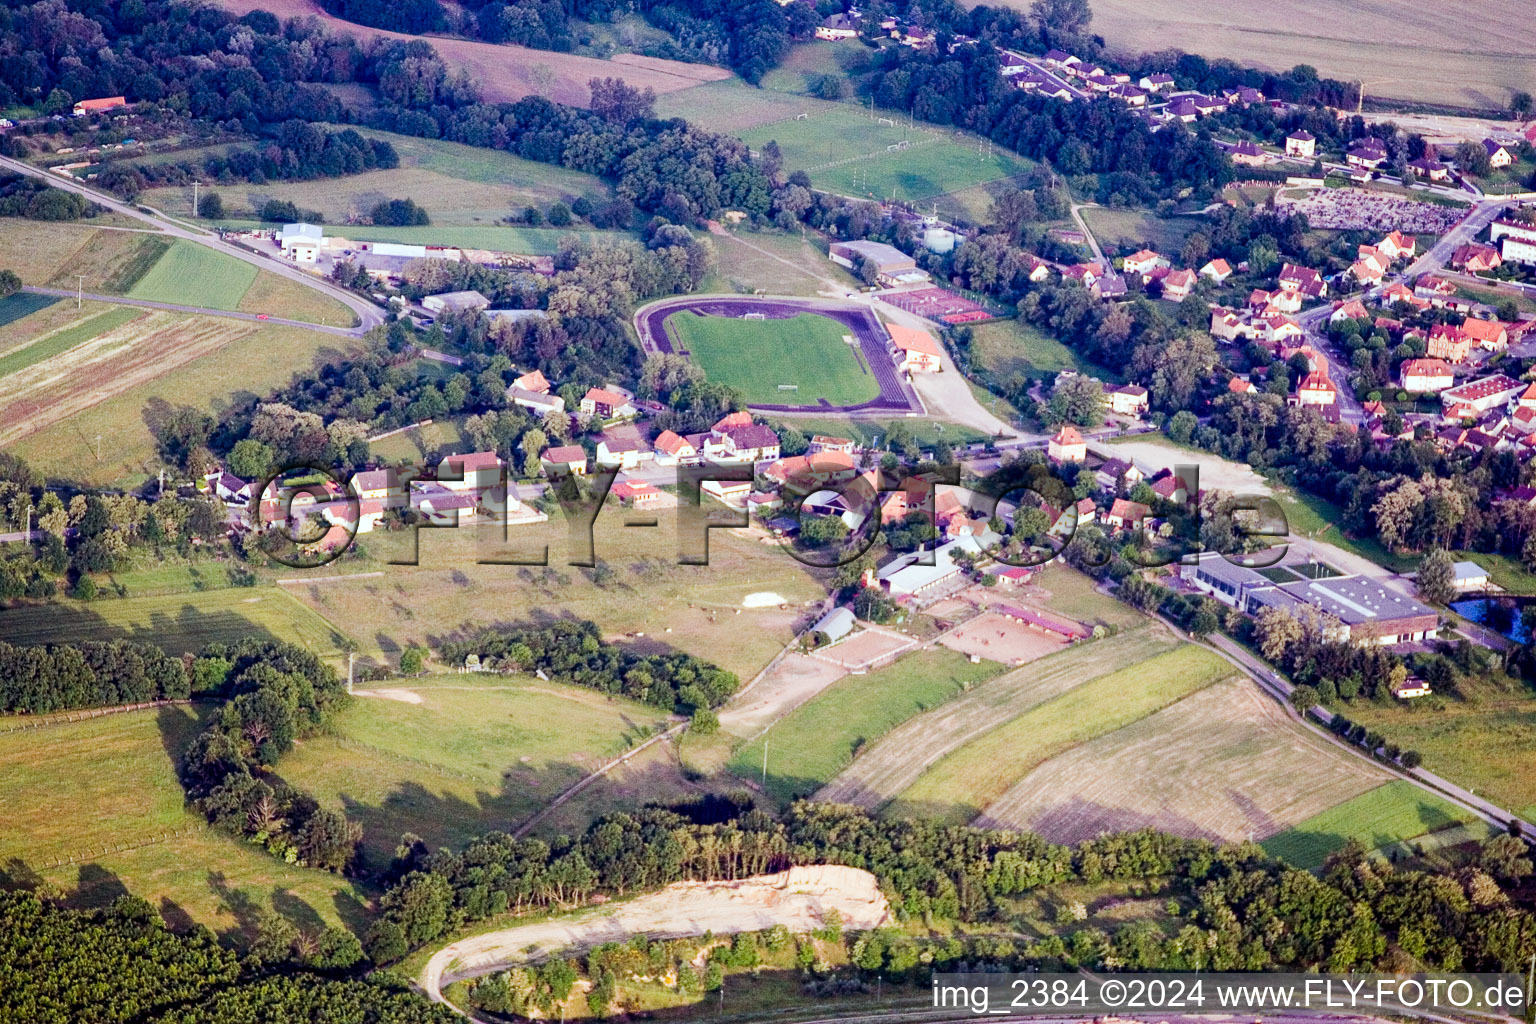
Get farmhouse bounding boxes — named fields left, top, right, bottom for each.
left=423, top=290, right=491, bottom=316
left=1400, top=357, right=1455, bottom=393
left=1284, top=130, right=1316, bottom=158
left=888, top=323, right=944, bottom=373
left=279, top=222, right=324, bottom=263
left=828, top=240, right=930, bottom=286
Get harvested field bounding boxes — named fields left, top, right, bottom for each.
left=812, top=627, right=913, bottom=671
left=815, top=627, right=1177, bottom=809
left=0, top=220, right=166, bottom=291
left=937, top=610, right=1069, bottom=665
left=1069, top=0, right=1536, bottom=111
left=217, top=0, right=730, bottom=106
left=976, top=678, right=1386, bottom=843
left=0, top=309, right=257, bottom=448
left=718, top=653, right=847, bottom=738
left=884, top=644, right=1235, bottom=823
left=0, top=306, right=141, bottom=379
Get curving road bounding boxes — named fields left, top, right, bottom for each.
left=0, top=154, right=383, bottom=334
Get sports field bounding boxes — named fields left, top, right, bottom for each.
left=1068, top=0, right=1536, bottom=111
left=729, top=648, right=1006, bottom=801
left=279, top=676, right=674, bottom=868
left=1260, top=780, right=1481, bottom=870
left=0, top=587, right=347, bottom=659
left=667, top=310, right=880, bottom=406
left=127, top=239, right=258, bottom=310
left=885, top=644, right=1234, bottom=823
left=0, top=705, right=371, bottom=942
left=739, top=109, right=1033, bottom=203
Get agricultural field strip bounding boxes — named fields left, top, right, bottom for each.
left=0, top=306, right=143, bottom=378
left=977, top=677, right=1388, bottom=844
left=815, top=627, right=1178, bottom=809
left=885, top=645, right=1237, bottom=823
left=1260, top=779, right=1483, bottom=870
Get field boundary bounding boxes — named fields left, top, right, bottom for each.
left=0, top=698, right=193, bottom=735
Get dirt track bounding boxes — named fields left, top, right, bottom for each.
left=814, top=627, right=1177, bottom=809
left=216, top=0, right=731, bottom=107
left=420, top=866, right=890, bottom=1013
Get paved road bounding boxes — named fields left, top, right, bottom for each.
left=1404, top=197, right=1513, bottom=279
left=1069, top=202, right=1122, bottom=288
left=21, top=286, right=360, bottom=337
left=0, top=154, right=383, bottom=333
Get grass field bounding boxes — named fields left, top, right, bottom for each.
left=654, top=79, right=826, bottom=134
left=127, top=239, right=258, bottom=310
left=729, top=649, right=1006, bottom=801
left=280, top=676, right=674, bottom=869
left=1260, top=780, right=1480, bottom=870
left=816, top=627, right=1178, bottom=809
left=1073, top=0, right=1536, bottom=111
left=966, top=317, right=1108, bottom=380
left=1079, top=206, right=1205, bottom=259
left=213, top=219, right=624, bottom=255
left=738, top=108, right=1034, bottom=202
left=886, top=644, right=1234, bottom=823
left=8, top=319, right=361, bottom=488
left=0, top=705, right=372, bottom=942
left=0, top=291, right=58, bottom=328
left=0, top=587, right=347, bottom=658
left=149, top=127, right=612, bottom=227
left=1032, top=563, right=1148, bottom=631
left=765, top=415, right=988, bottom=448
left=668, top=310, right=880, bottom=406
left=288, top=516, right=828, bottom=683
left=699, top=229, right=856, bottom=297
left=0, top=306, right=142, bottom=379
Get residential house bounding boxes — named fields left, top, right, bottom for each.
left=1378, top=231, right=1417, bottom=260
left=1349, top=256, right=1386, bottom=286
left=718, top=423, right=781, bottom=463
left=1168, top=98, right=1199, bottom=123
left=593, top=436, right=650, bottom=471
left=1483, top=138, right=1515, bottom=168
left=1285, top=130, right=1316, bottom=158
left=1047, top=424, right=1087, bottom=463
left=1392, top=678, right=1434, bottom=699
left=1427, top=324, right=1472, bottom=362
left=1490, top=219, right=1536, bottom=266
left=1122, top=249, right=1169, bottom=276
left=352, top=467, right=405, bottom=504
left=1109, top=84, right=1147, bottom=106
left=1229, top=376, right=1257, bottom=395
left=888, top=323, right=944, bottom=373
left=1199, top=258, right=1233, bottom=283
left=1095, top=457, right=1144, bottom=491
left=513, top=369, right=550, bottom=393
left=1346, top=138, right=1389, bottom=169
left=206, top=471, right=252, bottom=506
left=1452, top=243, right=1502, bottom=273
left=1295, top=370, right=1337, bottom=407
left=1400, top=357, right=1455, bottom=393
left=1228, top=140, right=1269, bottom=166
left=809, top=435, right=856, bottom=454
left=611, top=479, right=664, bottom=509
left=1160, top=268, right=1197, bottom=300
left=506, top=386, right=565, bottom=416
left=540, top=445, right=588, bottom=476
left=580, top=387, right=638, bottom=420
left=1103, top=383, right=1150, bottom=416
left=438, top=450, right=504, bottom=493
left=651, top=429, right=698, bottom=467
left=1138, top=73, right=1175, bottom=92
left=1103, top=498, right=1151, bottom=529
left=1277, top=263, right=1327, bottom=299
left=1330, top=299, right=1370, bottom=323
left=1460, top=317, right=1509, bottom=352
left=815, top=12, right=859, bottom=39
left=1408, top=156, right=1449, bottom=181
left=72, top=96, right=127, bottom=116
left=1253, top=287, right=1302, bottom=314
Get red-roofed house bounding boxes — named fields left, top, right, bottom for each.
left=1047, top=425, right=1087, bottom=463
left=1452, top=243, right=1502, bottom=273
left=581, top=387, right=637, bottom=419
left=1295, top=370, right=1337, bottom=407
left=1123, top=250, right=1168, bottom=275
left=73, top=96, right=126, bottom=116
left=514, top=369, right=550, bottom=393
left=1378, top=231, right=1417, bottom=259
left=1428, top=324, right=1472, bottom=362
left=1104, top=498, right=1151, bottom=529
left=651, top=429, right=698, bottom=466
left=1400, top=358, right=1455, bottom=393
left=888, top=323, right=944, bottom=373
left=611, top=479, right=664, bottom=509
left=1460, top=318, right=1509, bottom=352
left=1161, top=268, right=1197, bottom=300
left=1199, top=258, right=1232, bottom=283
left=540, top=445, right=588, bottom=476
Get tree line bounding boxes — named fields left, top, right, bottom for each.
left=438, top=618, right=739, bottom=712
left=365, top=798, right=1536, bottom=972
left=0, top=638, right=193, bottom=714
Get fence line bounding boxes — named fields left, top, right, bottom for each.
left=0, top=699, right=193, bottom=735
left=35, top=825, right=205, bottom=871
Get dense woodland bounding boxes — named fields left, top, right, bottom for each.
left=0, top=890, right=447, bottom=1024
left=108, top=122, right=399, bottom=196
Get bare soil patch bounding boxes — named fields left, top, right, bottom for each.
left=812, top=627, right=914, bottom=671
left=352, top=687, right=425, bottom=704
left=938, top=611, right=1067, bottom=665
left=976, top=678, right=1386, bottom=843
left=423, top=865, right=890, bottom=1000
left=719, top=653, right=847, bottom=738
left=0, top=311, right=255, bottom=447
left=217, top=0, right=730, bottom=106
